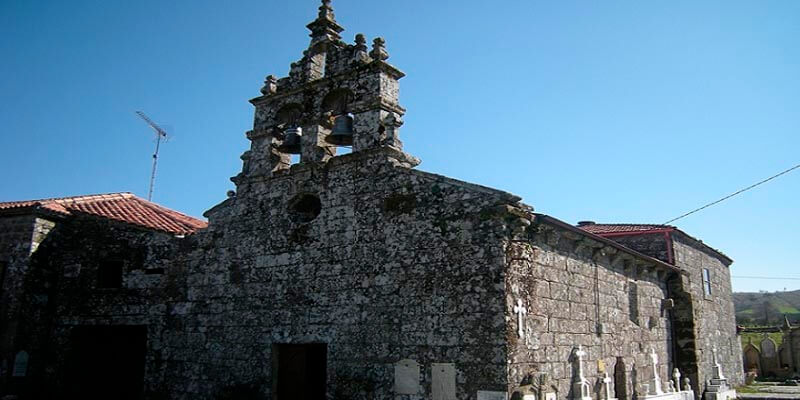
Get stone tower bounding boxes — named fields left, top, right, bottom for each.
left=233, top=0, right=409, bottom=194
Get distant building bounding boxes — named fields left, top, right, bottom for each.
left=0, top=2, right=741, bottom=399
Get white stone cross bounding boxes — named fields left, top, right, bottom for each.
left=710, top=347, right=726, bottom=380
left=575, top=345, right=587, bottom=379
left=572, top=346, right=591, bottom=400
left=602, top=371, right=615, bottom=400
left=513, top=299, right=527, bottom=338
left=649, top=347, right=663, bottom=395
left=711, top=347, right=718, bottom=365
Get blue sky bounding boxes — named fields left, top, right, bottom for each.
left=1, top=1, right=798, bottom=293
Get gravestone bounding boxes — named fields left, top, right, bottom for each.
left=394, top=359, right=420, bottom=395
left=432, top=363, right=456, bottom=400
left=760, top=337, right=780, bottom=376
left=478, top=390, right=508, bottom=400
left=742, top=345, right=760, bottom=373
left=762, top=338, right=777, bottom=358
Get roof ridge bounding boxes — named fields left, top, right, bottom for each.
left=584, top=222, right=673, bottom=227
left=1, top=192, right=206, bottom=235
left=0, top=192, right=134, bottom=206
left=131, top=196, right=207, bottom=227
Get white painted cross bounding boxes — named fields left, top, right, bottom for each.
left=513, top=299, right=527, bottom=338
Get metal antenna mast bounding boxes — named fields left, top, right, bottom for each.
left=135, top=111, right=169, bottom=201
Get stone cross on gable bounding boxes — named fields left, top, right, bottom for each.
left=513, top=299, right=527, bottom=338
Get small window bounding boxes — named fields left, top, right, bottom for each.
left=97, top=260, right=123, bottom=288
left=628, top=282, right=639, bottom=325
left=288, top=194, right=321, bottom=223
left=702, top=268, right=712, bottom=297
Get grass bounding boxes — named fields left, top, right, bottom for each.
left=735, top=385, right=768, bottom=394
left=740, top=331, right=784, bottom=350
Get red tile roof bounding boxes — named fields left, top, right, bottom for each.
left=577, top=222, right=732, bottom=264
left=0, top=192, right=207, bottom=235
left=578, top=223, right=674, bottom=235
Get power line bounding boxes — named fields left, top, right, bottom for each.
left=664, top=162, right=800, bottom=224
left=732, top=275, right=800, bottom=281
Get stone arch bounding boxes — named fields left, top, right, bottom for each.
left=322, top=88, right=354, bottom=115
left=614, top=357, right=630, bottom=400
left=275, top=103, right=304, bottom=129
left=742, top=343, right=761, bottom=374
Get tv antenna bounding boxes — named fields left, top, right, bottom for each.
left=135, top=111, right=169, bottom=201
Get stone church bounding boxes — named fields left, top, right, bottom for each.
left=0, top=2, right=741, bottom=399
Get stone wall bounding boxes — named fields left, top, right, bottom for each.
left=169, top=150, right=515, bottom=399
left=0, top=214, right=55, bottom=393
left=26, top=149, right=523, bottom=400
left=671, top=233, right=742, bottom=389
left=16, top=214, right=179, bottom=399
left=601, top=232, right=672, bottom=264
left=506, top=221, right=676, bottom=400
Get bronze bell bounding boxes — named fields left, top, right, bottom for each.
left=278, top=127, right=302, bottom=154
left=326, top=114, right=354, bottom=146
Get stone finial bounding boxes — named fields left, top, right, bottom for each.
left=381, top=112, right=404, bottom=148
left=672, top=368, right=682, bottom=391
left=370, top=37, right=389, bottom=61
left=353, top=33, right=370, bottom=62
left=318, top=0, right=334, bottom=20
left=307, top=0, right=343, bottom=45
left=683, top=377, right=691, bottom=392
left=260, top=75, right=278, bottom=95
left=355, top=34, right=367, bottom=51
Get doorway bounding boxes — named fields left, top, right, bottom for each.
left=273, top=343, right=327, bottom=400
left=64, top=325, right=147, bottom=400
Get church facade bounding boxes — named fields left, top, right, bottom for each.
left=0, top=2, right=741, bottom=399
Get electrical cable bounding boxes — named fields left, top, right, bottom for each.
left=664, top=162, right=800, bottom=224
left=732, top=276, right=800, bottom=281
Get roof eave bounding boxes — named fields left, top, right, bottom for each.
left=535, top=214, right=682, bottom=274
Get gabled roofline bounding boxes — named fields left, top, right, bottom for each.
left=534, top=214, right=682, bottom=274
left=578, top=223, right=733, bottom=266
left=0, top=192, right=207, bottom=236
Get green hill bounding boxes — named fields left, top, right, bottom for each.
left=734, top=289, right=800, bottom=326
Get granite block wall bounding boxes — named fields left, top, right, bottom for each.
left=671, top=234, right=742, bottom=388
left=505, top=221, right=676, bottom=400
